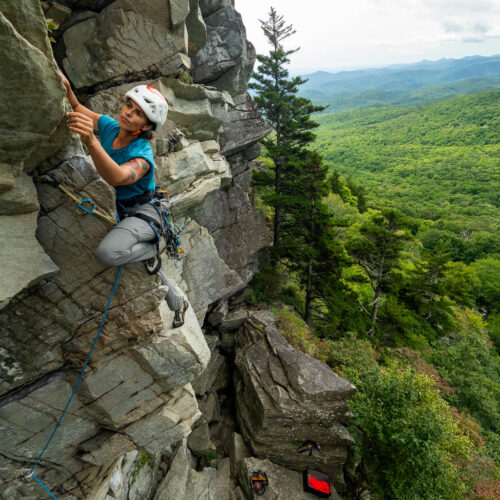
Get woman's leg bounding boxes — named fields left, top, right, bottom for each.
left=157, top=268, right=184, bottom=311
left=96, top=216, right=158, bottom=266
left=96, top=206, right=188, bottom=324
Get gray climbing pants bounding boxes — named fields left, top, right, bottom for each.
left=95, top=202, right=183, bottom=312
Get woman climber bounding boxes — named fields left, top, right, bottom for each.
left=59, top=71, right=189, bottom=328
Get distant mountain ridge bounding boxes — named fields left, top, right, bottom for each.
left=297, top=55, right=500, bottom=111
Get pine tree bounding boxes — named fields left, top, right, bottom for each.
left=398, top=246, right=455, bottom=337
left=279, top=151, right=352, bottom=327
left=346, top=209, right=413, bottom=336
left=250, top=7, right=326, bottom=255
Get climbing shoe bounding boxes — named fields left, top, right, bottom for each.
left=172, top=300, right=189, bottom=328
left=145, top=255, right=162, bottom=275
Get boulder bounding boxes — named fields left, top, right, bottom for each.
left=187, top=422, right=216, bottom=456
left=156, top=140, right=230, bottom=197
left=1, top=0, right=53, bottom=59
left=44, top=2, right=72, bottom=26
left=154, top=439, right=234, bottom=500
left=198, top=390, right=220, bottom=423
left=199, top=0, right=234, bottom=17
left=124, top=384, right=201, bottom=455
left=219, top=308, right=248, bottom=331
left=191, top=182, right=272, bottom=282
left=0, top=7, right=68, bottom=174
left=186, top=0, right=207, bottom=55
left=156, top=78, right=233, bottom=141
left=170, top=0, right=191, bottom=28
left=79, top=432, right=136, bottom=466
left=0, top=1, right=68, bottom=309
left=192, top=335, right=226, bottom=395
left=129, top=299, right=211, bottom=392
left=235, top=310, right=356, bottom=490
left=207, top=299, right=228, bottom=326
left=179, top=219, right=244, bottom=317
left=229, top=432, right=251, bottom=476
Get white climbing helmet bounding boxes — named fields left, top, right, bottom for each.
left=125, top=85, right=168, bottom=130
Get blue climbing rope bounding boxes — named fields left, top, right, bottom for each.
left=29, top=265, right=123, bottom=499
left=31, top=473, right=58, bottom=500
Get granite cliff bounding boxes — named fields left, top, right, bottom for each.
left=0, top=2, right=355, bottom=498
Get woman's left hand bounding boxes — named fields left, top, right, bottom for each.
left=66, top=111, right=97, bottom=147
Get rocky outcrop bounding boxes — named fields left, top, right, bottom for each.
left=235, top=311, right=356, bottom=491
left=0, top=0, right=271, bottom=497
left=154, top=439, right=236, bottom=499
left=0, top=1, right=356, bottom=498
left=61, top=0, right=192, bottom=90
left=192, top=0, right=255, bottom=96
left=0, top=0, right=68, bottom=309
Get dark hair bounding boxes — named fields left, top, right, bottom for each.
left=124, top=98, right=155, bottom=140
left=138, top=127, right=154, bottom=141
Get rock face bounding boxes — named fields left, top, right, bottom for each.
left=0, top=0, right=68, bottom=309
left=235, top=311, right=357, bottom=491
left=0, top=0, right=271, bottom=496
left=61, top=0, right=191, bottom=89
left=0, top=1, right=356, bottom=499
left=192, top=1, right=255, bottom=96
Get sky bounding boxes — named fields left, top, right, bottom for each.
left=235, top=0, right=500, bottom=74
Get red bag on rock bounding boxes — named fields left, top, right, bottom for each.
left=303, top=469, right=331, bottom=498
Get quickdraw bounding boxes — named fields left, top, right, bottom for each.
left=33, top=175, right=115, bottom=226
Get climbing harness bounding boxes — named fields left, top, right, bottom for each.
left=118, top=187, right=184, bottom=274
left=296, top=439, right=321, bottom=456
left=34, top=175, right=115, bottom=226
left=303, top=469, right=332, bottom=498
left=250, top=470, right=269, bottom=496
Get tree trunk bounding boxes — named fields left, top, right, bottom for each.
left=305, top=257, right=313, bottom=323
left=369, top=249, right=386, bottom=335
left=369, top=288, right=382, bottom=335
left=271, top=157, right=281, bottom=266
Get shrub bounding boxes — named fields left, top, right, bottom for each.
left=350, top=362, right=472, bottom=499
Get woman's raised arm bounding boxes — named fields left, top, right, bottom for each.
left=59, top=70, right=101, bottom=131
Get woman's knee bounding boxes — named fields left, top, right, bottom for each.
left=96, top=240, right=127, bottom=267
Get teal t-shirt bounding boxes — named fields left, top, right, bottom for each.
left=97, top=115, right=155, bottom=201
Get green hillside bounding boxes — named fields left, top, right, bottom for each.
left=305, top=76, right=500, bottom=111
left=314, top=90, right=500, bottom=261
left=297, top=55, right=500, bottom=111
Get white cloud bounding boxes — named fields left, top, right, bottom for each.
left=235, top=0, right=500, bottom=70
